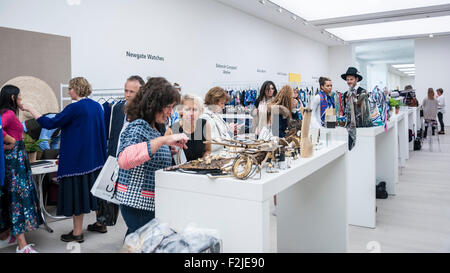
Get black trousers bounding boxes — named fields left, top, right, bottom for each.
left=424, top=125, right=436, bottom=138
left=438, top=112, right=445, bottom=132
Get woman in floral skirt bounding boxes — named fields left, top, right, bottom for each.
left=0, top=85, right=42, bottom=253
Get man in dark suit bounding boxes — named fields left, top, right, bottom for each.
left=88, top=75, right=145, bottom=233
left=342, top=67, right=372, bottom=128
left=341, top=67, right=372, bottom=150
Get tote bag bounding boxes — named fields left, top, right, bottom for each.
left=91, top=156, right=121, bottom=205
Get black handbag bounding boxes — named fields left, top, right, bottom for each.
left=414, top=137, right=422, bottom=151
left=376, top=182, right=388, bottom=199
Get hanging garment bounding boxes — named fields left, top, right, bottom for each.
left=299, top=89, right=307, bottom=107
left=344, top=87, right=372, bottom=128
left=344, top=90, right=357, bottom=151
left=103, top=101, right=112, bottom=141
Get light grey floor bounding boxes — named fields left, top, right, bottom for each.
left=1, top=129, right=450, bottom=253
left=348, top=129, right=450, bottom=253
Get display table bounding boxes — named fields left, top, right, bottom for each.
left=410, top=106, right=421, bottom=139
left=31, top=160, right=68, bottom=233
left=155, top=141, right=348, bottom=253
left=392, top=112, right=407, bottom=168
left=405, top=108, right=415, bottom=152
left=321, top=119, right=398, bottom=229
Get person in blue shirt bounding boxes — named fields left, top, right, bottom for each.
left=23, top=114, right=61, bottom=151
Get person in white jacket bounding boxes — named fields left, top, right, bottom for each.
left=200, top=87, right=239, bottom=154
left=437, top=88, right=445, bottom=134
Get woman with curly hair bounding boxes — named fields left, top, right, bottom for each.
left=116, top=77, right=188, bottom=236
left=22, top=77, right=107, bottom=243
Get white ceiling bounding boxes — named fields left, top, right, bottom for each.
left=215, top=0, right=450, bottom=43
left=214, top=0, right=343, bottom=46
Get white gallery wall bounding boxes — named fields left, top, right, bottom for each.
left=0, top=0, right=329, bottom=98
left=416, top=36, right=450, bottom=125
left=387, top=71, right=401, bottom=91
left=328, top=45, right=354, bottom=92
left=367, top=64, right=388, bottom=91
left=400, top=76, right=415, bottom=90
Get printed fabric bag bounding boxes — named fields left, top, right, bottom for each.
left=91, top=156, right=121, bottom=205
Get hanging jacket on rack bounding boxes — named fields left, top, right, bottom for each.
left=103, top=101, right=113, bottom=140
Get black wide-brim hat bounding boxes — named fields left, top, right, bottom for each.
left=341, top=67, right=363, bottom=82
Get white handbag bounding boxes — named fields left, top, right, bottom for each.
left=90, top=156, right=121, bottom=205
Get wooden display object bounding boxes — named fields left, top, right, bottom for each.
left=300, top=108, right=313, bottom=158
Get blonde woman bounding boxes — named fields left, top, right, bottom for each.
left=171, top=94, right=211, bottom=161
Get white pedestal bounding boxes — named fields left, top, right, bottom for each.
left=321, top=120, right=398, bottom=229
left=406, top=108, right=415, bottom=152
left=394, top=112, right=408, bottom=168
left=155, top=142, right=348, bottom=253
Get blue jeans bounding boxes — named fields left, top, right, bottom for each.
left=120, top=205, right=155, bottom=236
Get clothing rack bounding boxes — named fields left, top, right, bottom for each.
left=90, top=89, right=124, bottom=104
left=60, top=84, right=124, bottom=109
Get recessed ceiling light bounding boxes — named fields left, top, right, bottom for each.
left=398, top=68, right=415, bottom=72
left=259, top=0, right=266, bottom=4
left=277, top=7, right=283, bottom=13
left=303, top=21, right=309, bottom=25
left=392, top=64, right=415, bottom=69
left=292, top=15, right=297, bottom=20
left=429, top=34, right=434, bottom=38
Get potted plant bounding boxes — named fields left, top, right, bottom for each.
left=24, top=134, right=46, bottom=163
left=389, top=98, right=402, bottom=115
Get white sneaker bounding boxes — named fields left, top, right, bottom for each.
left=0, top=234, right=17, bottom=249
left=16, top=244, right=38, bottom=253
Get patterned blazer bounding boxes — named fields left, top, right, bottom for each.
left=116, top=119, right=171, bottom=211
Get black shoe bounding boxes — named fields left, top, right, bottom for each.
left=438, top=131, right=445, bottom=135
left=61, top=231, right=84, bottom=243
left=87, top=223, right=107, bottom=233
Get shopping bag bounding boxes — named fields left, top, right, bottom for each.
left=91, top=156, right=121, bottom=205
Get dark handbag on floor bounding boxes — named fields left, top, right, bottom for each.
left=376, top=182, right=388, bottom=199
left=414, top=137, right=422, bottom=151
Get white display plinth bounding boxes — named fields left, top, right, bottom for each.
left=393, top=112, right=408, bottom=168
left=405, top=108, right=415, bottom=152
left=321, top=119, right=398, bottom=229
left=155, top=142, right=348, bottom=253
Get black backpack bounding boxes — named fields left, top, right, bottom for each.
left=376, top=182, right=388, bottom=199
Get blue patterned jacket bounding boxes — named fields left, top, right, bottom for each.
left=116, top=119, right=171, bottom=211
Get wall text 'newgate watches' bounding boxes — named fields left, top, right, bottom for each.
left=126, top=51, right=165, bottom=61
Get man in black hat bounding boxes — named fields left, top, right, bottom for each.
left=342, top=67, right=372, bottom=128
left=341, top=67, right=372, bottom=150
